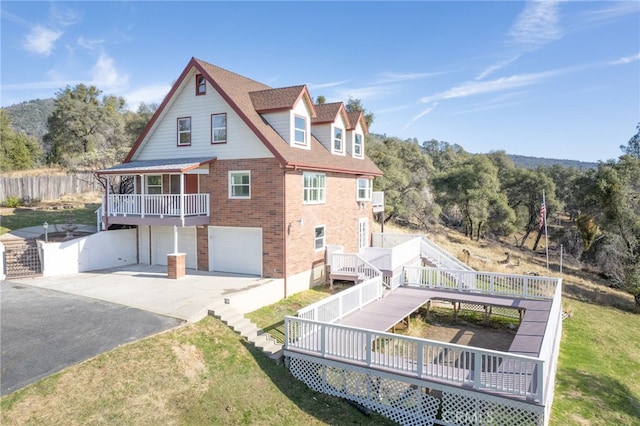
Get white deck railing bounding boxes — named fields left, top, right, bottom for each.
left=420, top=237, right=474, bottom=271
left=403, top=267, right=559, bottom=299
left=284, top=317, right=544, bottom=402
left=297, top=276, right=383, bottom=322
left=106, top=193, right=210, bottom=217
left=331, top=253, right=381, bottom=282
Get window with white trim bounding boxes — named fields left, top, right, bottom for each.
left=354, top=134, right=363, bottom=157
left=357, top=178, right=372, bottom=201
left=333, top=126, right=343, bottom=152
left=229, top=171, right=250, bottom=198
left=294, top=115, right=307, bottom=145
left=177, top=117, right=191, bottom=146
left=212, top=113, right=227, bottom=144
left=314, top=225, right=326, bottom=251
left=303, top=172, right=325, bottom=204
left=146, top=175, right=162, bottom=195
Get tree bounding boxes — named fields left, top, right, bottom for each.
left=0, top=109, right=42, bottom=171
left=431, top=155, right=515, bottom=240
left=367, top=135, right=436, bottom=227
left=314, top=95, right=326, bottom=105
left=345, top=97, right=374, bottom=129
left=620, top=122, right=640, bottom=158
left=44, top=84, right=126, bottom=167
left=124, top=102, right=158, bottom=145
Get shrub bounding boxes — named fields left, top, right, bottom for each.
left=4, top=196, right=22, bottom=208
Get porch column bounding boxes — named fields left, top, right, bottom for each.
left=140, top=175, right=145, bottom=218
left=180, top=173, right=185, bottom=227
left=167, top=224, right=186, bottom=279
left=104, top=175, right=110, bottom=230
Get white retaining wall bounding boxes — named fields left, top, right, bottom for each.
left=38, top=229, right=137, bottom=276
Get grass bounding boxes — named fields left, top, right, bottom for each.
left=0, top=317, right=394, bottom=425
left=0, top=203, right=101, bottom=235
left=1, top=211, right=638, bottom=425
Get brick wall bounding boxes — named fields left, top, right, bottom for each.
left=284, top=170, right=376, bottom=278
left=198, top=158, right=286, bottom=277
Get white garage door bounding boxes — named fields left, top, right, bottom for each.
left=209, top=226, right=262, bottom=276
left=151, top=226, right=197, bottom=269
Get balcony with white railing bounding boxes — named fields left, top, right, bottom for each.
left=102, top=193, right=210, bottom=227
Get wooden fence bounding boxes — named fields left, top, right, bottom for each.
left=0, top=173, right=99, bottom=203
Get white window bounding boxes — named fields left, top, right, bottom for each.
left=146, top=175, right=162, bottom=195
left=333, top=127, right=343, bottom=152
left=314, top=225, right=326, bottom=251
left=177, top=117, right=191, bottom=146
left=212, top=113, right=227, bottom=144
left=357, top=178, right=372, bottom=201
left=354, top=134, right=363, bottom=157
left=294, top=115, right=307, bottom=145
left=229, top=171, right=250, bottom=198
left=303, top=172, right=325, bottom=204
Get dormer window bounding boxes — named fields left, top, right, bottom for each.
left=333, top=127, right=343, bottom=153
left=354, top=134, right=363, bottom=157
left=196, top=74, right=206, bottom=95
left=294, top=115, right=307, bottom=145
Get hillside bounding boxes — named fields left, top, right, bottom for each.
left=508, top=153, right=598, bottom=169
left=2, top=98, right=55, bottom=144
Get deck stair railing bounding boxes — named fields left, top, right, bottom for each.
left=297, top=275, right=383, bottom=323
left=402, top=266, right=559, bottom=299
left=420, top=237, right=474, bottom=271
left=95, top=204, right=104, bottom=231
left=331, top=253, right=381, bottom=283
left=284, top=317, right=544, bottom=402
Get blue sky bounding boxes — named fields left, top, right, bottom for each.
left=1, top=1, right=638, bottom=162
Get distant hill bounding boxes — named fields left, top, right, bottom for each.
left=508, top=154, right=598, bottom=170
left=2, top=98, right=55, bottom=144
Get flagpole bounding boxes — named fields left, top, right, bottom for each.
left=543, top=190, right=549, bottom=273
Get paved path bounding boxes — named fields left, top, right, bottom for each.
left=1, top=281, right=182, bottom=396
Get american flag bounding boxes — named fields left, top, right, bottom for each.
left=539, top=202, right=546, bottom=229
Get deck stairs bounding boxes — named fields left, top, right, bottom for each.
left=420, top=237, right=474, bottom=271
left=208, top=301, right=283, bottom=364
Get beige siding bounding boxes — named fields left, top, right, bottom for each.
left=262, top=110, right=289, bottom=143
left=134, top=68, right=273, bottom=161
left=311, top=123, right=332, bottom=151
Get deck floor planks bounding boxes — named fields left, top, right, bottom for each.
left=335, top=286, right=552, bottom=358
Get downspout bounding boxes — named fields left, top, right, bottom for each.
left=283, top=168, right=288, bottom=298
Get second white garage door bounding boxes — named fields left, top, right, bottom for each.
left=208, top=226, right=262, bottom=276
left=149, top=226, right=197, bottom=269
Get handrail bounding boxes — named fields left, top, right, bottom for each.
left=420, top=236, right=474, bottom=271
left=297, top=275, right=383, bottom=322
left=285, top=316, right=544, bottom=402
left=331, top=252, right=382, bottom=283
left=403, top=266, right=559, bottom=299
left=106, top=193, right=209, bottom=217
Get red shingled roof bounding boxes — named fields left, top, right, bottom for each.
left=125, top=57, right=381, bottom=177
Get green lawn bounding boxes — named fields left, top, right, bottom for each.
left=551, top=299, right=640, bottom=425
left=0, top=203, right=100, bottom=235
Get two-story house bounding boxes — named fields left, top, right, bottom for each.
left=98, top=57, right=382, bottom=296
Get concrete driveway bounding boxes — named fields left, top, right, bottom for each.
left=1, top=281, right=182, bottom=396
left=9, top=264, right=271, bottom=322
left=1, top=265, right=271, bottom=396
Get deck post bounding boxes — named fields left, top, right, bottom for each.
left=473, top=351, right=482, bottom=390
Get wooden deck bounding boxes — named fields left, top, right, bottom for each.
left=335, top=286, right=552, bottom=357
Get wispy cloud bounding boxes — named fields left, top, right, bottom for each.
left=373, top=71, right=444, bottom=84
left=609, top=53, right=640, bottom=65
left=402, top=104, right=438, bottom=130
left=77, top=36, right=104, bottom=50
left=581, top=1, right=640, bottom=25
left=24, top=25, right=62, bottom=56
left=307, top=80, right=351, bottom=91
left=332, top=84, right=397, bottom=102
left=420, top=68, right=570, bottom=104
left=124, top=85, right=171, bottom=109
left=90, top=53, right=129, bottom=91
left=477, top=0, right=562, bottom=79
left=50, top=3, right=81, bottom=27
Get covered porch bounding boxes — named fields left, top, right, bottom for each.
left=97, top=157, right=215, bottom=228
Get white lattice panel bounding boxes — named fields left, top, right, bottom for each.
left=287, top=353, right=545, bottom=426
left=441, top=390, right=543, bottom=426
